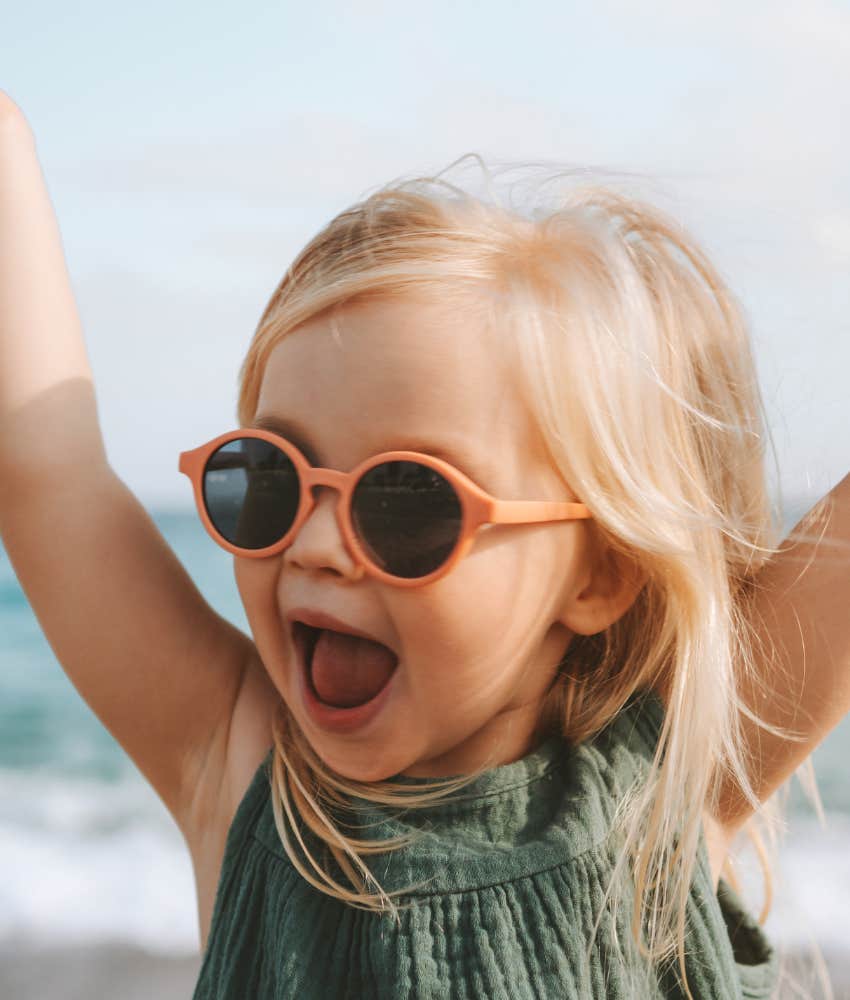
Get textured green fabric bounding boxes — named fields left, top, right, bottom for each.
left=192, top=689, right=778, bottom=998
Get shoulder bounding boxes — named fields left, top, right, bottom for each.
left=220, top=652, right=278, bottom=823
left=186, top=652, right=278, bottom=952
left=184, top=650, right=277, bottom=853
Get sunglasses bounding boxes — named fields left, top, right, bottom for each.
left=179, top=429, right=594, bottom=588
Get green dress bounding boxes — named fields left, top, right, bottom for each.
left=192, top=689, right=778, bottom=998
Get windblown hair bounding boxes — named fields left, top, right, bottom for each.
left=234, top=156, right=832, bottom=999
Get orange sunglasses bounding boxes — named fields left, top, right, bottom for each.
left=179, top=428, right=593, bottom=588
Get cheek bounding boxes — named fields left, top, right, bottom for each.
left=420, top=547, right=519, bottom=637
left=414, top=530, right=570, bottom=675
left=455, top=531, right=552, bottom=627
left=234, top=557, right=285, bottom=660
left=234, top=557, right=269, bottom=612
left=400, top=549, right=532, bottom=695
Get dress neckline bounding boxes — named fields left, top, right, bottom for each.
left=382, top=731, right=567, bottom=801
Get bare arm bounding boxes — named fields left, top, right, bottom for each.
left=0, top=92, right=256, bottom=843
left=714, top=471, right=850, bottom=832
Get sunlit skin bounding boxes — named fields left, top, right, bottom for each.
left=234, top=291, right=644, bottom=782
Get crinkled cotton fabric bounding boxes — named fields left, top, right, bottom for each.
left=192, top=689, right=778, bottom=999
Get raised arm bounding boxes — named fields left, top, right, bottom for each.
left=713, top=471, right=850, bottom=833
left=0, top=93, right=264, bottom=844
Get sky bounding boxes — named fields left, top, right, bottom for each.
left=2, top=0, right=848, bottom=511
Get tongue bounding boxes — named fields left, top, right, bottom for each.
left=310, top=629, right=398, bottom=708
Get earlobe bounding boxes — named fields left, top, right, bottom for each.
left=559, top=547, right=646, bottom=637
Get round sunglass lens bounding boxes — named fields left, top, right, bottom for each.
left=203, top=437, right=299, bottom=550
left=351, top=460, right=462, bottom=578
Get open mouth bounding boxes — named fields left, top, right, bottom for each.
left=291, top=621, right=399, bottom=710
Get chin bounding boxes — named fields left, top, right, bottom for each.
left=315, top=747, right=405, bottom=785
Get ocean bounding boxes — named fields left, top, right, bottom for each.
left=1, top=505, right=849, bottom=960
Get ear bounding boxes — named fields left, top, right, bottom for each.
left=558, top=541, right=647, bottom=637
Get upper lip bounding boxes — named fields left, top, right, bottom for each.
left=286, top=607, right=393, bottom=652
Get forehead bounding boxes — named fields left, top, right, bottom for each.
left=255, top=294, right=544, bottom=480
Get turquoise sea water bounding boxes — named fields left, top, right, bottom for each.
left=1, top=503, right=848, bottom=955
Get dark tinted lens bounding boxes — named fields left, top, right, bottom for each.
left=203, top=437, right=299, bottom=550
left=351, top=460, right=462, bottom=578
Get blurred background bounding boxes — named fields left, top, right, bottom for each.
left=1, top=1, right=849, bottom=997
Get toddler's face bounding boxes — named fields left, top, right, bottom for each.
left=235, top=291, right=596, bottom=780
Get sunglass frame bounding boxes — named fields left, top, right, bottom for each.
left=179, top=428, right=594, bottom=587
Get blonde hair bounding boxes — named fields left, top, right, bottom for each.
left=234, top=157, right=832, bottom=999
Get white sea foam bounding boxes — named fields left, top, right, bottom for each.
left=733, top=813, right=850, bottom=954
left=0, top=768, right=199, bottom=956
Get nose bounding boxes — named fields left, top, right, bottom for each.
left=283, top=482, right=364, bottom=581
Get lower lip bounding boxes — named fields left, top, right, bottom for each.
left=296, top=630, right=398, bottom=734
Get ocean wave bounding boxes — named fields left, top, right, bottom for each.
left=0, top=769, right=198, bottom=956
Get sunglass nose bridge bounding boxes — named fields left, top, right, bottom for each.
left=300, top=466, right=350, bottom=494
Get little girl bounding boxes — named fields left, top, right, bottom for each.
left=1, top=92, right=848, bottom=999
